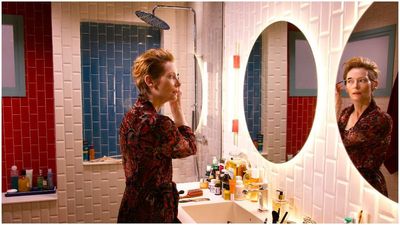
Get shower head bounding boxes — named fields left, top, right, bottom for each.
left=135, top=10, right=170, bottom=30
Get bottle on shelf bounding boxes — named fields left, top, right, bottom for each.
left=83, top=141, right=89, bottom=161
left=37, top=169, right=44, bottom=190
left=10, top=165, right=19, bottom=190
left=47, top=168, right=54, bottom=190
left=43, top=175, right=48, bottom=190
left=89, top=145, right=95, bottom=161
left=18, top=169, right=30, bottom=192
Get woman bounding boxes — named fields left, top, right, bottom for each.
left=117, top=48, right=197, bottom=222
left=336, top=56, right=392, bottom=196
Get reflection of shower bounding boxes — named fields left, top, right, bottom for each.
left=135, top=5, right=200, bottom=180
left=135, top=5, right=198, bottom=131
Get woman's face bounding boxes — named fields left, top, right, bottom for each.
left=152, top=61, right=181, bottom=103
left=345, top=67, right=375, bottom=104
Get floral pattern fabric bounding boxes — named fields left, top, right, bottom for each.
left=117, top=95, right=197, bottom=223
left=338, top=99, right=392, bottom=196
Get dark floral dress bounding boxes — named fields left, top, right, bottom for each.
left=117, top=95, right=197, bottom=223
left=338, top=99, right=392, bottom=196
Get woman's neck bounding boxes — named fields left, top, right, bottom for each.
left=352, top=97, right=371, bottom=118
left=147, top=94, right=163, bottom=112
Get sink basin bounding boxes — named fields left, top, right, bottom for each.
left=179, top=201, right=263, bottom=223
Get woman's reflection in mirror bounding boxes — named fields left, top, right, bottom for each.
left=335, top=56, right=393, bottom=196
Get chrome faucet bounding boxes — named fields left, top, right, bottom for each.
left=242, top=183, right=268, bottom=211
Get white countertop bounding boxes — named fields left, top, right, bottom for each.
left=177, top=182, right=299, bottom=224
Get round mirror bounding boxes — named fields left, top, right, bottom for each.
left=244, top=21, right=317, bottom=163
left=335, top=2, right=398, bottom=202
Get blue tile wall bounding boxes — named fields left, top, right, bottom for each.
left=244, top=36, right=262, bottom=141
left=81, top=22, right=160, bottom=158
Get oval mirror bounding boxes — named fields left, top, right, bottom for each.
left=244, top=21, right=317, bottom=163
left=335, top=2, right=398, bottom=202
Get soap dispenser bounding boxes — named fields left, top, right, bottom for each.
left=272, top=190, right=287, bottom=213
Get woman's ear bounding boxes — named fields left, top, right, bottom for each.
left=372, top=80, right=378, bottom=91
left=144, top=75, right=153, bottom=88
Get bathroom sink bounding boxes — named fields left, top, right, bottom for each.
left=179, top=201, right=263, bottom=223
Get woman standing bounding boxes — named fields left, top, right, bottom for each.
left=117, top=49, right=197, bottom=222
left=336, top=56, right=392, bottom=196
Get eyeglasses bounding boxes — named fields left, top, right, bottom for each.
left=344, top=77, right=370, bottom=86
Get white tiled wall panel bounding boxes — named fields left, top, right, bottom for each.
left=223, top=1, right=398, bottom=223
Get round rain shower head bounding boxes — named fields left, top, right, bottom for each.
left=135, top=10, right=170, bottom=30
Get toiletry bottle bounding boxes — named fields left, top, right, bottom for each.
left=212, top=156, right=219, bottom=176
left=83, top=141, right=89, bottom=161
left=249, top=168, right=260, bottom=202
left=26, top=169, right=33, bottom=189
left=18, top=169, right=30, bottom=192
left=37, top=169, right=44, bottom=190
left=235, top=179, right=245, bottom=200
left=242, top=169, right=251, bottom=200
left=273, top=190, right=288, bottom=213
left=225, top=157, right=237, bottom=178
left=222, top=180, right=230, bottom=200
left=43, top=175, right=48, bottom=190
left=229, top=179, right=236, bottom=200
left=209, top=179, right=216, bottom=194
left=10, top=165, right=19, bottom=190
left=215, top=176, right=222, bottom=195
left=47, top=168, right=54, bottom=190
left=89, top=145, right=95, bottom=161
left=219, top=158, right=225, bottom=172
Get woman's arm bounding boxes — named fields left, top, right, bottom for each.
left=157, top=118, right=197, bottom=159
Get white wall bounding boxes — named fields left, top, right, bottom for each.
left=222, top=2, right=398, bottom=223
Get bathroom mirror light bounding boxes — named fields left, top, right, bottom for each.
left=243, top=21, right=317, bottom=163
left=335, top=2, right=398, bottom=202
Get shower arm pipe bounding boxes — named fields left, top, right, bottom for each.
left=153, top=5, right=198, bottom=131
left=152, top=5, right=197, bottom=53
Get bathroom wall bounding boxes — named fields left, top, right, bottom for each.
left=2, top=2, right=223, bottom=223
left=2, top=2, right=57, bottom=192
left=223, top=2, right=398, bottom=223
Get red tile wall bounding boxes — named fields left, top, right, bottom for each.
left=2, top=2, right=56, bottom=192
left=286, top=97, right=317, bottom=158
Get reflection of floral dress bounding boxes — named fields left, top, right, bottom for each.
left=117, top=95, right=197, bottom=223
left=338, top=99, right=392, bottom=196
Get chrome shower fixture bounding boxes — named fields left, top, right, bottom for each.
left=135, top=10, right=170, bottom=30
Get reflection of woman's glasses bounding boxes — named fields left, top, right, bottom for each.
left=343, top=77, right=370, bottom=86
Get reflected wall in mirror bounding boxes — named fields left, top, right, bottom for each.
left=243, top=21, right=317, bottom=163
left=335, top=2, right=398, bottom=202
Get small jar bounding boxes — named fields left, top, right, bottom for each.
left=199, top=179, right=209, bottom=189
